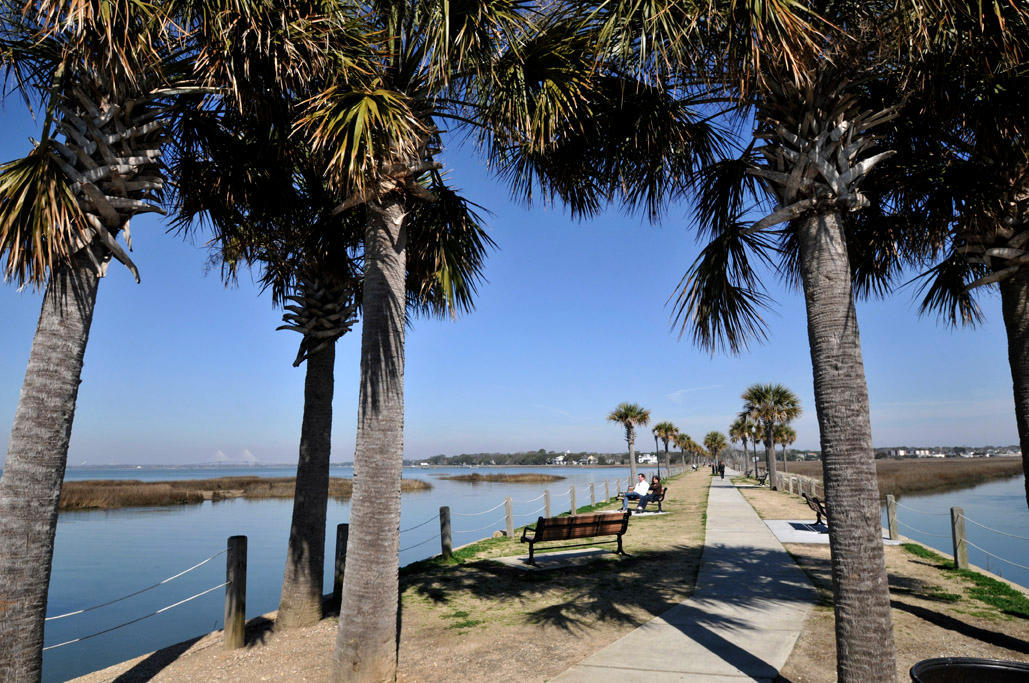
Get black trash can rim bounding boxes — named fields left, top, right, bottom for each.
left=910, top=656, right=1029, bottom=682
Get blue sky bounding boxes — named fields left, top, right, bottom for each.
left=0, top=97, right=1016, bottom=466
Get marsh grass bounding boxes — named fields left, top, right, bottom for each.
left=60, top=476, right=432, bottom=511
left=786, top=457, right=1022, bottom=499
left=438, top=473, right=565, bottom=483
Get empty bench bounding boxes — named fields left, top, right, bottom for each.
left=520, top=511, right=630, bottom=566
left=616, top=486, right=669, bottom=512
left=755, top=472, right=768, bottom=485
left=802, top=492, right=829, bottom=526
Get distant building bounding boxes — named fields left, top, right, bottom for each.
left=637, top=453, right=658, bottom=464
left=553, top=455, right=566, bottom=465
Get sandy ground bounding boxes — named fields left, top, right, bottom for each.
left=72, top=470, right=710, bottom=682
left=736, top=483, right=1029, bottom=682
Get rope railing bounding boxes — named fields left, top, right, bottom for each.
left=398, top=514, right=439, bottom=535
left=517, top=492, right=546, bottom=504
left=452, top=500, right=506, bottom=517
left=43, top=582, right=229, bottom=652
left=399, top=535, right=439, bottom=553
left=45, top=549, right=227, bottom=622
left=964, top=539, right=1029, bottom=572
left=896, top=501, right=950, bottom=516
left=959, top=514, right=1029, bottom=541
left=453, top=515, right=508, bottom=534
left=897, top=519, right=950, bottom=538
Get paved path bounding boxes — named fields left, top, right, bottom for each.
left=553, top=471, right=817, bottom=681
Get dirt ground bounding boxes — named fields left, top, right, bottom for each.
left=72, top=470, right=710, bottom=682
left=736, top=483, right=1029, bottom=682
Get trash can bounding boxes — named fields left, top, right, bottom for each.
left=910, top=657, right=1029, bottom=682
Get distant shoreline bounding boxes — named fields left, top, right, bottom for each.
left=59, top=476, right=432, bottom=511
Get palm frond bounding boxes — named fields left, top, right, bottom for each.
left=913, top=250, right=986, bottom=328
left=0, top=142, right=92, bottom=287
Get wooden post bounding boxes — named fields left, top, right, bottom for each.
left=505, top=497, right=514, bottom=538
left=605, top=481, right=610, bottom=501
left=332, top=524, right=348, bottom=610
left=886, top=496, right=898, bottom=540
left=590, top=482, right=596, bottom=507
left=440, top=506, right=452, bottom=560
left=616, top=479, right=621, bottom=495
left=544, top=489, right=551, bottom=518
left=570, top=487, right=577, bottom=515
left=224, top=535, right=246, bottom=650
left=951, top=507, right=968, bottom=569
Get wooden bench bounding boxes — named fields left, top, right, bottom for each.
left=520, top=511, right=630, bottom=566
left=755, top=472, right=768, bottom=486
left=802, top=492, right=829, bottom=526
left=616, top=486, right=669, bottom=512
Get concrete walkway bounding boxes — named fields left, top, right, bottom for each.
left=553, top=471, right=817, bottom=681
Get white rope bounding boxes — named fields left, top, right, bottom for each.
left=399, top=514, right=439, bottom=534
left=896, top=502, right=950, bottom=516
left=42, top=582, right=229, bottom=651
left=45, top=550, right=227, bottom=621
left=898, top=519, right=950, bottom=538
left=964, top=539, right=1029, bottom=571
left=517, top=493, right=546, bottom=504
left=959, top=514, right=1029, bottom=541
left=452, top=501, right=506, bottom=517
left=454, top=515, right=507, bottom=534
left=515, top=506, right=547, bottom=522
left=398, top=536, right=438, bottom=553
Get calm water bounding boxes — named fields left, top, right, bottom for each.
left=42, top=465, right=642, bottom=681
left=881, top=475, right=1029, bottom=587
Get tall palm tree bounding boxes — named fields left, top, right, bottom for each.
left=608, top=403, right=651, bottom=481
left=0, top=3, right=192, bottom=676
left=672, top=431, right=692, bottom=468
left=704, top=431, right=727, bottom=463
left=652, top=421, right=677, bottom=479
left=303, top=5, right=715, bottom=676
left=740, top=383, right=801, bottom=489
left=774, top=424, right=797, bottom=475
left=728, top=416, right=749, bottom=474
left=910, top=5, right=1029, bottom=506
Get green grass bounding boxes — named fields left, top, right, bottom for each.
left=901, top=542, right=1029, bottom=618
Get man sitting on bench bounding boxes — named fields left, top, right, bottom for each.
left=622, top=473, right=651, bottom=511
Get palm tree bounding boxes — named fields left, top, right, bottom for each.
left=0, top=3, right=192, bottom=675
left=303, top=6, right=714, bottom=675
left=672, top=431, right=692, bottom=469
left=609, top=403, right=651, bottom=482
left=910, top=5, right=1029, bottom=506
left=774, top=424, right=797, bottom=475
left=740, top=384, right=801, bottom=489
left=652, top=421, right=678, bottom=479
left=704, top=431, right=728, bottom=464
left=728, top=416, right=749, bottom=475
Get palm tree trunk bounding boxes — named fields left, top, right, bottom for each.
left=0, top=259, right=100, bottom=681
left=663, top=444, right=671, bottom=480
left=628, top=436, right=638, bottom=482
left=796, top=211, right=895, bottom=682
left=333, top=196, right=407, bottom=681
left=278, top=343, right=336, bottom=628
left=782, top=444, right=789, bottom=474
left=765, top=424, right=777, bottom=488
left=999, top=271, right=1029, bottom=508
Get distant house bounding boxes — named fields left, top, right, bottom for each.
left=637, top=453, right=658, bottom=464
left=553, top=455, right=566, bottom=465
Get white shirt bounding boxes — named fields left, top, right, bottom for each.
left=633, top=479, right=650, bottom=496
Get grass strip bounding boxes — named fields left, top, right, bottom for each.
left=901, top=543, right=1029, bottom=618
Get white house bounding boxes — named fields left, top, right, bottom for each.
left=637, top=453, right=658, bottom=464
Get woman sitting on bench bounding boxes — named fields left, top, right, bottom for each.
left=622, top=473, right=651, bottom=511
left=647, top=475, right=663, bottom=510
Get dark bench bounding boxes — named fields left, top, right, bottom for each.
left=802, top=492, right=829, bottom=526
left=520, top=511, right=630, bottom=565
left=755, top=472, right=768, bottom=485
left=616, top=486, right=668, bottom=512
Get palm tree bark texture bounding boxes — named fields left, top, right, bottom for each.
left=0, top=257, right=100, bottom=680
left=1000, top=271, right=1029, bottom=507
left=796, top=210, right=896, bottom=681
left=334, top=195, right=407, bottom=681
left=277, top=343, right=336, bottom=628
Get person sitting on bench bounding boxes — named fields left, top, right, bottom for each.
left=643, top=475, right=663, bottom=512
left=622, top=473, right=651, bottom=511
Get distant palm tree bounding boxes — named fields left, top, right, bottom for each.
left=652, top=421, right=678, bottom=478
left=672, top=432, right=692, bottom=468
left=728, top=417, right=749, bottom=475
left=704, top=431, right=728, bottom=463
left=774, top=424, right=798, bottom=474
left=608, top=403, right=651, bottom=481
left=741, top=384, right=802, bottom=489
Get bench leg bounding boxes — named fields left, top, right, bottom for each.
left=527, top=542, right=537, bottom=566
left=616, top=534, right=625, bottom=556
